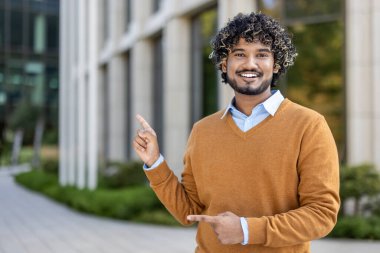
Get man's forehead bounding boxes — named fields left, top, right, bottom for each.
left=231, top=38, right=272, bottom=50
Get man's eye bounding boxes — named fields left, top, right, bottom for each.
left=257, top=53, right=269, bottom=58
left=235, top=53, right=245, bottom=57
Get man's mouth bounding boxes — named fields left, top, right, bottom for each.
left=238, top=71, right=262, bottom=79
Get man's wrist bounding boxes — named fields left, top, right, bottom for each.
left=146, top=154, right=160, bottom=168
left=143, top=154, right=164, bottom=170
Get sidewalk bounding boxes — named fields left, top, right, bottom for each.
left=1, top=167, right=380, bottom=253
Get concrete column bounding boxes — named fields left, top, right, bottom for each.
left=373, top=1, right=380, bottom=169
left=217, top=0, right=257, bottom=109
left=346, top=0, right=380, bottom=169
left=76, top=0, right=86, bottom=189
left=163, top=17, right=191, bottom=176
left=87, top=0, right=99, bottom=190
left=107, top=56, right=127, bottom=161
left=130, top=0, right=153, bottom=160
left=59, top=0, right=68, bottom=186
left=68, top=0, right=77, bottom=186
left=131, top=41, right=153, bottom=161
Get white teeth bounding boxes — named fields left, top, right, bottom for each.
left=241, top=73, right=257, bottom=78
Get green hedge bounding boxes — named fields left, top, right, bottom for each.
left=329, top=216, right=380, bottom=240
left=15, top=170, right=179, bottom=226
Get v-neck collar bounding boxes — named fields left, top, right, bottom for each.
left=224, top=99, right=290, bottom=139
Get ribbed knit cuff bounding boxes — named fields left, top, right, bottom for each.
left=143, top=160, right=172, bottom=186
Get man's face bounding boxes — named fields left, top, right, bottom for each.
left=222, top=38, right=279, bottom=96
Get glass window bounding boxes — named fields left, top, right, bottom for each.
left=10, top=10, right=23, bottom=50
left=0, top=64, right=4, bottom=86
left=152, top=35, right=164, bottom=151
left=34, top=14, right=46, bottom=53
left=152, top=0, right=161, bottom=13
left=124, top=52, right=132, bottom=159
left=191, top=8, right=218, bottom=124
left=103, top=0, right=109, bottom=42
left=10, top=0, right=23, bottom=9
left=47, top=15, right=58, bottom=52
left=8, top=63, right=23, bottom=86
left=46, top=66, right=58, bottom=89
left=125, top=0, right=131, bottom=31
left=0, top=9, right=4, bottom=47
left=102, top=66, right=110, bottom=161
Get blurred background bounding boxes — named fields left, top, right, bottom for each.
left=1, top=0, right=380, bottom=245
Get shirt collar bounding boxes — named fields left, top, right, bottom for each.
left=221, top=90, right=284, bottom=119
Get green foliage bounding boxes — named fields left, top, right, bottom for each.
left=340, top=164, right=380, bottom=215
left=39, top=158, right=59, bottom=174
left=100, top=160, right=146, bottom=189
left=7, top=100, right=40, bottom=131
left=15, top=170, right=58, bottom=191
left=286, top=20, right=344, bottom=154
left=14, top=170, right=179, bottom=226
left=43, top=129, right=58, bottom=145
left=329, top=216, right=380, bottom=240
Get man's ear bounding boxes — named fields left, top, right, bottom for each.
left=221, top=60, right=227, bottom=73
left=273, top=64, right=280, bottom=74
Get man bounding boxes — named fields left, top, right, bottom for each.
left=133, top=12, right=339, bottom=253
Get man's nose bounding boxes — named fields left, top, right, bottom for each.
left=244, top=56, right=258, bottom=69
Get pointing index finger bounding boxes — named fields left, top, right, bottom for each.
left=136, top=114, right=152, bottom=131
left=187, top=215, right=217, bottom=224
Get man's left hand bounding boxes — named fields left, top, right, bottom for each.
left=187, top=211, right=243, bottom=245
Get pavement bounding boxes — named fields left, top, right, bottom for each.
left=1, top=166, right=380, bottom=253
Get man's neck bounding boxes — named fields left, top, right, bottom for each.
left=234, top=89, right=272, bottom=116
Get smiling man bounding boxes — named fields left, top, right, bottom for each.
left=133, top=12, right=340, bottom=253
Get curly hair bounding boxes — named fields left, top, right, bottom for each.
left=210, top=12, right=297, bottom=87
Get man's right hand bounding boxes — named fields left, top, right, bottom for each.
left=133, top=114, right=160, bottom=167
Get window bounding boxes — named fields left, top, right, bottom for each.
left=0, top=9, right=4, bottom=47
left=124, top=52, right=132, bottom=159
left=10, top=10, right=23, bottom=50
left=190, top=8, right=218, bottom=124
left=46, top=15, right=58, bottom=52
left=102, top=66, right=110, bottom=161
left=152, top=35, right=164, bottom=151
left=152, top=0, right=161, bottom=13
left=103, top=0, right=109, bottom=42
left=125, top=0, right=131, bottom=31
left=33, top=14, right=47, bottom=54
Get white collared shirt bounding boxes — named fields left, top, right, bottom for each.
left=221, top=90, right=284, bottom=132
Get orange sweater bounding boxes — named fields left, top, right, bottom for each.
left=145, top=99, right=340, bottom=253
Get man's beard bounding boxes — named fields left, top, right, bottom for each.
left=226, top=74, right=272, bottom=96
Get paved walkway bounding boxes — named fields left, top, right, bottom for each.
left=1, top=167, right=380, bottom=253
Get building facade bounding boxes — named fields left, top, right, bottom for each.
left=0, top=0, right=59, bottom=163
left=60, top=0, right=380, bottom=189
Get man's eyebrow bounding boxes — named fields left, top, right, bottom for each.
left=231, top=48, right=245, bottom=53
left=258, top=48, right=272, bottom=53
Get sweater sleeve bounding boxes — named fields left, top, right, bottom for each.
left=143, top=127, right=204, bottom=225
left=247, top=116, right=340, bottom=247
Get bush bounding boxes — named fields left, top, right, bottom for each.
left=100, top=160, right=146, bottom=188
left=329, top=216, right=380, bottom=240
left=15, top=170, right=179, bottom=226
left=40, top=158, right=59, bottom=174
left=340, top=164, right=380, bottom=215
